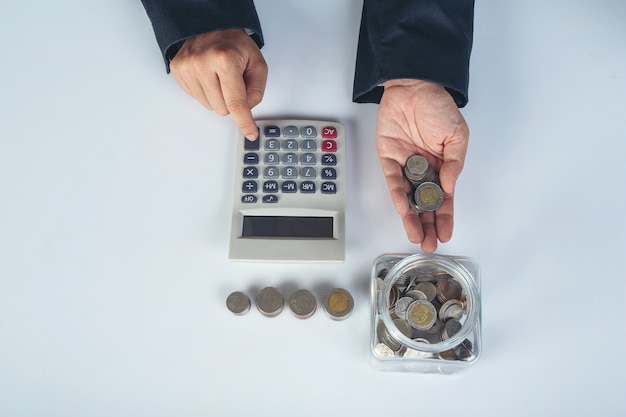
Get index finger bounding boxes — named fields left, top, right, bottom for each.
left=219, top=72, right=259, bottom=140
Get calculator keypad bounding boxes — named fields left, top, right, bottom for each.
left=240, top=124, right=339, bottom=203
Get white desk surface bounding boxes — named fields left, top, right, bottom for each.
left=1, top=1, right=625, bottom=416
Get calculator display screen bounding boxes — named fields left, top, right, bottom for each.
left=242, top=216, right=334, bottom=238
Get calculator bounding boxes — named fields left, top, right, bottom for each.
left=228, top=119, right=345, bottom=262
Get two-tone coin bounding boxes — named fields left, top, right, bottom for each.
left=414, top=182, right=444, bottom=212
left=406, top=300, right=437, bottom=331
left=323, top=288, right=354, bottom=320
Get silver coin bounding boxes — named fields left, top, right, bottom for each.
left=393, top=296, right=415, bottom=321
left=414, top=181, right=444, bottom=212
left=442, top=319, right=463, bottom=340
left=255, top=287, right=284, bottom=317
left=424, top=318, right=443, bottom=336
left=374, top=342, right=395, bottom=358
left=323, top=288, right=354, bottom=320
left=226, top=291, right=251, bottom=315
left=403, top=155, right=435, bottom=185
left=377, top=321, right=402, bottom=351
left=414, top=281, right=437, bottom=302
left=404, top=289, right=428, bottom=301
left=455, top=339, right=474, bottom=361
left=288, top=289, right=317, bottom=319
left=407, top=190, right=424, bottom=214
left=415, top=274, right=435, bottom=283
left=388, top=285, right=400, bottom=311
left=436, top=277, right=463, bottom=303
left=439, top=299, right=464, bottom=321
left=393, top=318, right=413, bottom=339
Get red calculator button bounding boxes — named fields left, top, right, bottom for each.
left=321, top=126, right=338, bottom=138
left=322, top=140, right=337, bottom=152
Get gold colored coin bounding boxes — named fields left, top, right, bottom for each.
left=418, top=186, right=440, bottom=206
left=323, top=288, right=354, bottom=320
left=410, top=303, right=433, bottom=326
left=406, top=300, right=437, bottom=330
left=328, top=292, right=349, bottom=313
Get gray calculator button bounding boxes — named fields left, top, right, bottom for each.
left=282, top=166, right=298, bottom=179
left=301, top=153, right=317, bottom=165
left=242, top=194, right=257, bottom=203
left=243, top=166, right=258, bottom=178
left=264, top=152, right=279, bottom=164
left=302, top=139, right=317, bottom=151
left=321, top=182, right=337, bottom=194
left=283, top=139, right=298, bottom=150
left=300, top=167, right=316, bottom=179
left=284, top=126, right=299, bottom=137
left=244, top=135, right=260, bottom=150
left=322, top=154, right=337, bottom=166
left=264, top=167, right=279, bottom=179
left=300, top=181, right=316, bottom=193
left=283, top=153, right=298, bottom=164
left=262, top=195, right=279, bottom=203
left=265, top=139, right=280, bottom=150
left=264, top=126, right=280, bottom=137
left=282, top=181, right=297, bottom=193
left=244, top=153, right=259, bottom=164
left=263, top=181, right=279, bottom=193
left=321, top=167, right=336, bottom=179
left=301, top=126, right=317, bottom=138
left=242, top=181, right=258, bottom=193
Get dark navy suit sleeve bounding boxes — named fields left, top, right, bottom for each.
left=353, top=0, right=474, bottom=107
left=140, top=0, right=263, bottom=72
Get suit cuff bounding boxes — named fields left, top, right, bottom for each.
left=141, top=0, right=264, bottom=72
left=352, top=0, right=474, bottom=107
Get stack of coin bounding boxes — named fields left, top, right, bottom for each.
left=323, top=288, right=354, bottom=321
left=226, top=291, right=251, bottom=315
left=378, top=267, right=474, bottom=361
left=255, top=287, right=284, bottom=317
left=288, top=289, right=317, bottom=319
left=403, top=154, right=444, bottom=213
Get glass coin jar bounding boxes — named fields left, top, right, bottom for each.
left=370, top=253, right=481, bottom=373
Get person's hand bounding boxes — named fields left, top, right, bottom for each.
left=376, top=79, right=469, bottom=252
left=170, top=29, right=268, bottom=140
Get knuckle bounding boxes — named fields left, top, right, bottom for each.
left=226, top=98, right=247, bottom=114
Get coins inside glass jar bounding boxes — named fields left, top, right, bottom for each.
left=376, top=265, right=473, bottom=360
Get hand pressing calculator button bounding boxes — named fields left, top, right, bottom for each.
left=229, top=119, right=346, bottom=263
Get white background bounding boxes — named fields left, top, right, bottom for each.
left=1, top=1, right=625, bottom=416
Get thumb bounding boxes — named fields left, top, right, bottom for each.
left=438, top=159, right=463, bottom=196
